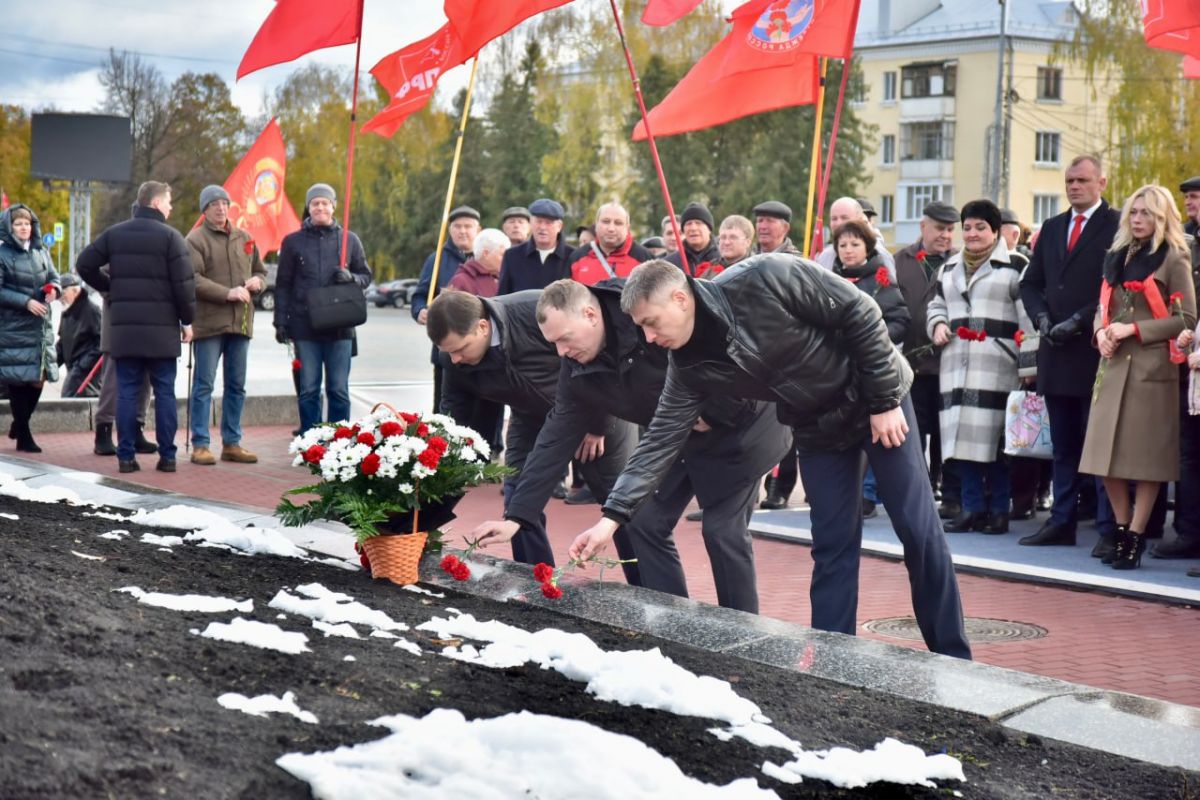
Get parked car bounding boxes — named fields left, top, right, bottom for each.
left=367, top=278, right=419, bottom=308
left=253, top=261, right=279, bottom=311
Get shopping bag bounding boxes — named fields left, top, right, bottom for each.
left=1004, top=390, right=1053, bottom=459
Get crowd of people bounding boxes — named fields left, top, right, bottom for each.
left=2, top=152, right=1198, bottom=658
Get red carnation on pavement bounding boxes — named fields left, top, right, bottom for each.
left=332, top=427, right=355, bottom=440
left=302, top=444, right=326, bottom=464
left=427, top=435, right=449, bottom=455
left=540, top=582, right=563, bottom=600
left=291, top=358, right=302, bottom=371
left=418, top=448, right=441, bottom=469
left=875, top=267, right=890, bottom=287
left=1015, top=330, right=1025, bottom=347
left=440, top=554, right=460, bottom=572
left=450, top=561, right=471, bottom=581
left=532, top=562, right=554, bottom=583
left=360, top=453, right=381, bottom=476
left=379, top=421, right=403, bottom=438
left=416, top=423, right=430, bottom=438
left=357, top=431, right=376, bottom=447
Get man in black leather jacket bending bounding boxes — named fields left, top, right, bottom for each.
left=566, top=258, right=971, bottom=659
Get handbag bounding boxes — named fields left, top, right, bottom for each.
left=306, top=275, right=367, bottom=331
left=1003, top=390, right=1053, bottom=459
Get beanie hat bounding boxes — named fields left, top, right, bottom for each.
left=199, top=185, right=230, bottom=211
left=306, top=183, right=337, bottom=208
left=680, top=202, right=714, bottom=231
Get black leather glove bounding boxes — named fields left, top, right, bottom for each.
left=1046, top=312, right=1086, bottom=345
left=1036, top=313, right=1053, bottom=338
left=333, top=269, right=355, bottom=284
left=275, top=327, right=288, bottom=344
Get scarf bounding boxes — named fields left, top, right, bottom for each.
left=961, top=246, right=991, bottom=280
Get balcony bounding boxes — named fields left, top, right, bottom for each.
left=899, top=96, right=956, bottom=120
left=899, top=159, right=955, bottom=182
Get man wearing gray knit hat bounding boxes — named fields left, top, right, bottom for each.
left=184, top=183, right=268, bottom=465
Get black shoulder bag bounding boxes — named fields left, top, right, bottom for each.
left=306, top=241, right=368, bottom=331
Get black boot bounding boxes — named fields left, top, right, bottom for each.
left=1111, top=526, right=1146, bottom=570
left=944, top=511, right=986, bottom=533
left=982, top=512, right=1009, bottom=534
left=760, top=476, right=788, bottom=510
left=10, top=388, right=39, bottom=453
left=1094, top=533, right=1118, bottom=562
left=14, top=424, right=41, bottom=453
left=94, top=422, right=117, bottom=456
left=134, top=424, right=157, bottom=454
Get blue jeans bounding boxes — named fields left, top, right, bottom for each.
left=295, top=338, right=352, bottom=433
left=189, top=334, right=249, bottom=448
left=959, top=458, right=1011, bottom=514
left=116, top=357, right=176, bottom=461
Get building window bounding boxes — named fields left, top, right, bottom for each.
left=880, top=195, right=894, bottom=224
left=1033, top=194, right=1060, bottom=225
left=1037, top=66, right=1063, bottom=101
left=903, top=184, right=954, bottom=220
left=900, top=121, right=955, bottom=161
left=882, top=134, right=896, bottom=165
left=1035, top=131, right=1061, bottom=165
left=900, top=62, right=956, bottom=98
left=882, top=71, right=897, bottom=102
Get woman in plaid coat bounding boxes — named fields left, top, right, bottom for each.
left=927, top=200, right=1028, bottom=534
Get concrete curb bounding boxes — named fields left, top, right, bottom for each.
left=0, top=394, right=298, bottom=433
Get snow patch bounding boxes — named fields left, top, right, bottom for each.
left=98, top=529, right=129, bottom=540
left=401, top=584, right=445, bottom=598
left=768, top=739, right=966, bottom=790
left=198, top=617, right=309, bottom=654
left=117, top=586, right=253, bottom=614
left=313, top=620, right=360, bottom=639
left=103, top=504, right=309, bottom=558
left=140, top=532, right=184, bottom=548
left=0, top=474, right=83, bottom=505
left=393, top=639, right=423, bottom=657
left=268, top=584, right=408, bottom=633
left=276, top=708, right=777, bottom=799
left=218, top=691, right=318, bottom=724
left=0, top=512, right=18, bottom=520
left=343, top=655, right=356, bottom=662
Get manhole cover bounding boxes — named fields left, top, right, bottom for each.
left=863, top=616, right=1048, bottom=643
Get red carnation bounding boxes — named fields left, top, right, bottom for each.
left=1170, top=291, right=1184, bottom=305
left=302, top=444, right=326, bottom=464
left=976, top=329, right=987, bottom=341
left=426, top=435, right=449, bottom=455
left=42, top=283, right=55, bottom=296
left=1123, top=280, right=1145, bottom=292
left=357, top=432, right=376, bottom=447
left=360, top=453, right=381, bottom=476
left=532, top=562, right=554, bottom=583
left=450, top=561, right=471, bottom=581
left=440, top=554, right=460, bottom=572
left=332, top=427, right=355, bottom=441
left=875, top=267, right=890, bottom=287
left=540, top=582, right=563, bottom=600
left=1015, top=330, right=1025, bottom=347
left=400, top=412, right=419, bottom=425
left=379, top=421, right=403, bottom=438
left=955, top=326, right=973, bottom=340
left=915, top=249, right=928, bottom=262
left=416, top=423, right=430, bottom=438
left=418, top=448, right=441, bottom=469
left=291, top=358, right=302, bottom=371
left=244, top=240, right=255, bottom=255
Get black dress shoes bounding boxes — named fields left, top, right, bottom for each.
left=982, top=513, right=1009, bottom=534
left=1151, top=536, right=1200, bottom=559
left=944, top=511, right=986, bottom=533
left=118, top=459, right=140, bottom=474
left=938, top=501, right=962, bottom=520
left=1093, top=534, right=1117, bottom=561
left=1010, top=505, right=1035, bottom=521
left=1018, top=521, right=1076, bottom=546
left=156, top=458, right=176, bottom=473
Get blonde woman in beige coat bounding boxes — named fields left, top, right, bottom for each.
left=1080, top=185, right=1198, bottom=569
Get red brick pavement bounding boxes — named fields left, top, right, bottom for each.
left=12, top=424, right=1200, bottom=708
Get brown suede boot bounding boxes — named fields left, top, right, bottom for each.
left=221, top=444, right=258, bottom=463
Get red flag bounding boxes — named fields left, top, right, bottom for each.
left=363, top=24, right=468, bottom=138
left=200, top=119, right=301, bottom=255
left=0, top=188, right=8, bottom=211
left=444, top=0, right=573, bottom=58
left=720, top=0, right=859, bottom=76
left=1143, top=0, right=1200, bottom=57
left=642, top=0, right=704, bottom=26
left=633, top=27, right=819, bottom=139
left=1187, top=55, right=1200, bottom=78
left=237, top=0, right=361, bottom=80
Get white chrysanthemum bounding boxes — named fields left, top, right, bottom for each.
left=412, top=463, right=434, bottom=480
left=399, top=483, right=414, bottom=494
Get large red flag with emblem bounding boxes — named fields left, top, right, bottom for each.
left=237, top=0, right=361, bottom=80
left=363, top=24, right=468, bottom=138
left=642, top=0, right=705, bottom=26
left=1143, top=0, right=1200, bottom=56
left=633, top=26, right=819, bottom=139
left=444, top=0, right=573, bottom=58
left=719, top=0, right=859, bottom=76
left=202, top=119, right=301, bottom=255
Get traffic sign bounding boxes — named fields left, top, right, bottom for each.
left=42, top=233, right=55, bottom=247
left=53, top=222, right=64, bottom=240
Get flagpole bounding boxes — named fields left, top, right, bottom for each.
left=426, top=57, right=481, bottom=307
left=802, top=57, right=829, bottom=258
left=813, top=1, right=863, bottom=256
left=338, top=0, right=366, bottom=269
left=608, top=0, right=687, bottom=260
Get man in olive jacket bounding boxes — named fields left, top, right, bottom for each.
left=185, top=185, right=268, bottom=466
left=77, top=181, right=195, bottom=473
left=565, top=258, right=971, bottom=659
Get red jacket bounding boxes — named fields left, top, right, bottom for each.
left=448, top=258, right=499, bottom=297
left=567, top=235, right=652, bottom=286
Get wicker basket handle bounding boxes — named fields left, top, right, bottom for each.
left=370, top=398, right=421, bottom=536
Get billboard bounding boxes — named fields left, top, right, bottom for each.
left=30, top=113, right=132, bottom=184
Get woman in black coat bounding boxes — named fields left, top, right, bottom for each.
left=0, top=205, right=60, bottom=452
left=831, top=219, right=910, bottom=344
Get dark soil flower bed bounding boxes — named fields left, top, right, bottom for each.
left=0, top=494, right=1194, bottom=799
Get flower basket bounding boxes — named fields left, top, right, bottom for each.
left=275, top=405, right=511, bottom=571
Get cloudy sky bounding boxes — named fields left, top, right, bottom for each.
left=6, top=0, right=457, bottom=117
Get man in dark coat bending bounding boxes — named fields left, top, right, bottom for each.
left=562, top=258, right=971, bottom=658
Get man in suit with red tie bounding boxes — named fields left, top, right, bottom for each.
left=1019, top=155, right=1121, bottom=551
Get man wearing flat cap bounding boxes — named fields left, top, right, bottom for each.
left=752, top=200, right=800, bottom=256
left=999, top=208, right=1030, bottom=266
left=501, top=206, right=531, bottom=246
left=1180, top=176, right=1200, bottom=237
left=666, top=202, right=720, bottom=277
left=497, top=198, right=572, bottom=294
left=184, top=184, right=268, bottom=466
left=894, top=201, right=960, bottom=515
